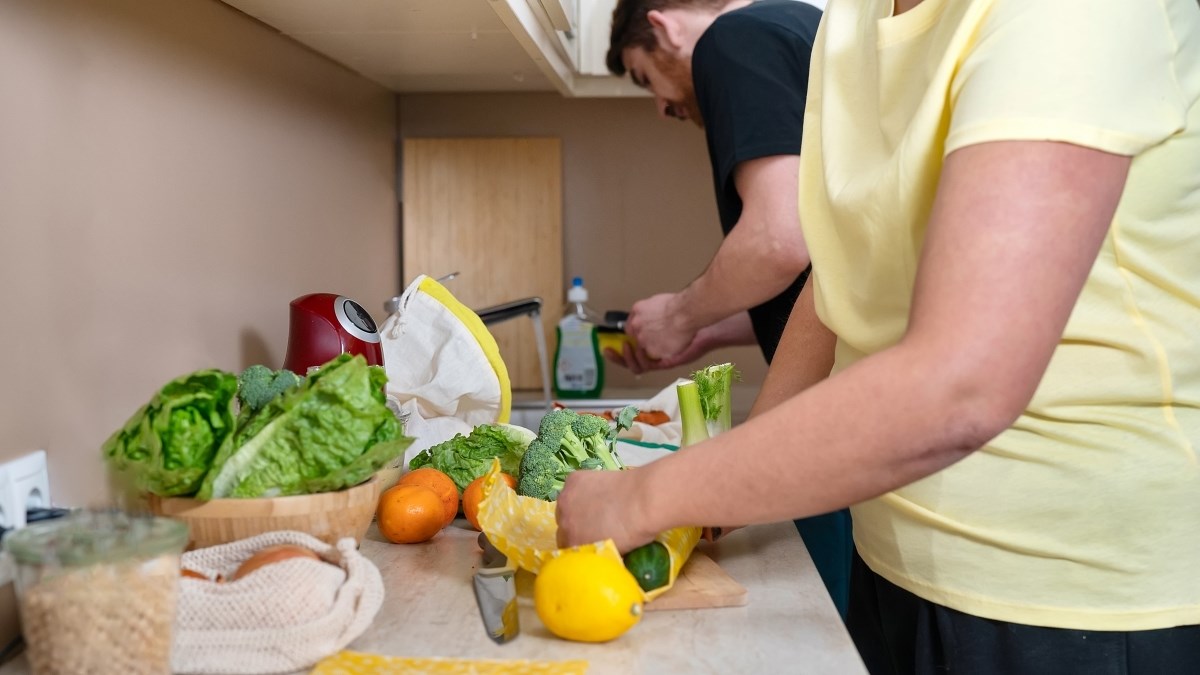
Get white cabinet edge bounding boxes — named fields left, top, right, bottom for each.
left=488, top=0, right=648, bottom=97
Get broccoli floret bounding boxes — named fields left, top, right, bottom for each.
left=517, top=439, right=571, bottom=501
left=236, top=365, right=302, bottom=417
left=517, top=408, right=629, bottom=501
left=578, top=457, right=606, bottom=471
left=536, top=409, right=575, bottom=445
left=571, top=413, right=610, bottom=440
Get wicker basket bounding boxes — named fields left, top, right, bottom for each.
left=147, top=477, right=380, bottom=550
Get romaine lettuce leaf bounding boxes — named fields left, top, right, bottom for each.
left=196, top=354, right=411, bottom=499
left=101, top=369, right=238, bottom=497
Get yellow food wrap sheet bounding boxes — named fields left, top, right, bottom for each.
left=311, top=652, right=588, bottom=674
left=476, top=460, right=701, bottom=602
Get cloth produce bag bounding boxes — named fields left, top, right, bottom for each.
left=379, top=275, right=512, bottom=466
left=171, top=531, right=384, bottom=675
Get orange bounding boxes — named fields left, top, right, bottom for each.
left=377, top=484, right=446, bottom=544
left=398, top=467, right=460, bottom=527
left=462, top=472, right=516, bottom=531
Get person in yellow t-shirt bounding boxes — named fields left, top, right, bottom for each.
left=556, top=0, right=1200, bottom=671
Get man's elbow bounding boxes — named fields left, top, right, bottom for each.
left=763, top=226, right=810, bottom=275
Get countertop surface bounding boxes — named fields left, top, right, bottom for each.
left=1, top=520, right=865, bottom=674
left=342, top=520, right=865, bottom=674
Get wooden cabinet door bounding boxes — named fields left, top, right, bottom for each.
left=402, top=137, right=563, bottom=391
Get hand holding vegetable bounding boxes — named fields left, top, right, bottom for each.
left=555, top=464, right=658, bottom=553
left=556, top=363, right=743, bottom=550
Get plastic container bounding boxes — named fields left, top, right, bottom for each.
left=553, top=277, right=604, bottom=399
left=4, top=510, right=189, bottom=675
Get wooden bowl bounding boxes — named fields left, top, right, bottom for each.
left=146, top=477, right=380, bottom=550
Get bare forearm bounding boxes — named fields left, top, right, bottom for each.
left=672, top=155, right=808, bottom=332
left=698, top=312, right=757, bottom=349
left=640, top=342, right=992, bottom=530
left=673, top=226, right=807, bottom=332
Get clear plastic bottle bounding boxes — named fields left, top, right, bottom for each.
left=553, top=277, right=604, bottom=399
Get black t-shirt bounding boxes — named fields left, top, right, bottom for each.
left=693, top=0, right=821, bottom=363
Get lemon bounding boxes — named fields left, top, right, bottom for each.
left=534, top=550, right=644, bottom=642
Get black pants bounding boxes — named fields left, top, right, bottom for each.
left=847, top=551, right=1200, bottom=675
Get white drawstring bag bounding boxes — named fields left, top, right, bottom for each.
left=380, top=275, right=512, bottom=466
left=172, top=531, right=383, bottom=675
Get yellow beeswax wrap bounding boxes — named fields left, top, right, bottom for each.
left=310, top=651, right=588, bottom=675
left=475, top=459, right=701, bottom=601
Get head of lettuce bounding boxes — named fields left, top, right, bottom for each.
left=103, top=354, right=412, bottom=499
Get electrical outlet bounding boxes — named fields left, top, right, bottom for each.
left=0, top=450, right=50, bottom=530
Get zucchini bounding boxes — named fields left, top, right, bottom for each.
left=623, top=541, right=670, bottom=592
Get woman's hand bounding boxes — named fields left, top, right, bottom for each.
left=555, top=466, right=658, bottom=553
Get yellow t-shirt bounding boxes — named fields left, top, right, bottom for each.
left=801, top=0, right=1200, bottom=630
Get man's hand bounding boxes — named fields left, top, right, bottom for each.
left=624, top=292, right=695, bottom=361
left=605, top=312, right=757, bottom=374
left=603, top=334, right=709, bottom=375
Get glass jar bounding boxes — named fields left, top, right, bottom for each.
left=3, top=510, right=188, bottom=675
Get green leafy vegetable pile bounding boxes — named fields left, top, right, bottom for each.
left=102, top=354, right=412, bottom=500
left=408, top=423, right=537, bottom=493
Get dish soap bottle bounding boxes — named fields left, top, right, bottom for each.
left=553, top=277, right=604, bottom=399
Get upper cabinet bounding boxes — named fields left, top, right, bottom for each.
left=489, top=0, right=641, bottom=95
left=218, top=0, right=642, bottom=96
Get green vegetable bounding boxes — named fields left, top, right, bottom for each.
left=300, top=416, right=411, bottom=494
left=235, top=365, right=302, bottom=424
left=101, top=369, right=238, bottom=497
left=515, top=439, right=572, bottom=501
left=691, top=363, right=741, bottom=437
left=196, top=354, right=410, bottom=499
left=408, top=423, right=536, bottom=493
left=677, top=380, right=710, bottom=447
left=623, top=541, right=671, bottom=592
left=516, top=407, right=636, bottom=501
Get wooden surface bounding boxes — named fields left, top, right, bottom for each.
left=645, top=549, right=747, bottom=612
left=402, top=137, right=563, bottom=391
left=146, top=477, right=380, bottom=550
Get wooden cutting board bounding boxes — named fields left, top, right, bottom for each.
left=645, top=550, right=747, bottom=611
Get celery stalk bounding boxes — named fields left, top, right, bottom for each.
left=676, top=380, right=710, bottom=447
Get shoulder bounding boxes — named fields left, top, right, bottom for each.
left=705, top=0, right=821, bottom=47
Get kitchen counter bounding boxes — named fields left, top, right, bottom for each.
left=1, top=521, right=864, bottom=674
left=354, top=520, right=865, bottom=673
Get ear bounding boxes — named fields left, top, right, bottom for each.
left=647, top=9, right=686, bottom=57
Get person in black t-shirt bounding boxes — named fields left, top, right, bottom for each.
left=604, top=0, right=820, bottom=370
left=605, top=0, right=852, bottom=619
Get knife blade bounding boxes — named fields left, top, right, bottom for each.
left=473, top=537, right=519, bottom=644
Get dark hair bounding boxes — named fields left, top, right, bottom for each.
left=606, top=0, right=728, bottom=76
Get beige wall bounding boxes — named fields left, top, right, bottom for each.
left=397, top=93, right=769, bottom=393
left=0, top=0, right=397, bottom=507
